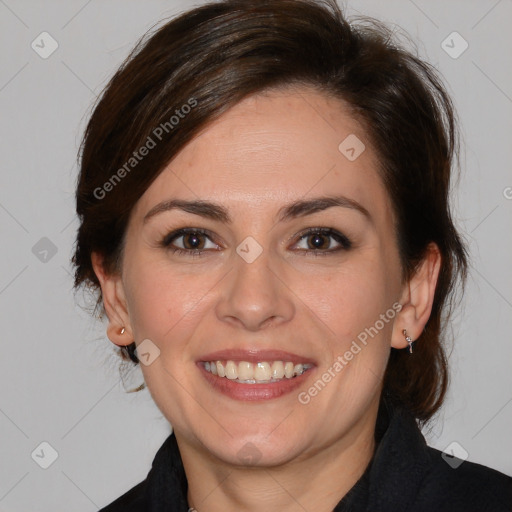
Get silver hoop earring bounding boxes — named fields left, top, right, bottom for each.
left=402, top=329, right=414, bottom=353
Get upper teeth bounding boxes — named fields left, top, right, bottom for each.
left=204, top=360, right=312, bottom=382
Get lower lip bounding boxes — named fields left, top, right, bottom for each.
left=197, top=363, right=315, bottom=401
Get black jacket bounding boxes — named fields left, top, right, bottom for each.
left=100, top=399, right=512, bottom=511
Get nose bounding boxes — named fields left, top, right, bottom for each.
left=215, top=248, right=295, bottom=332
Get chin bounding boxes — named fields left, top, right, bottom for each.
left=198, top=426, right=309, bottom=468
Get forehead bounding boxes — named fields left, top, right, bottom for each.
left=136, top=87, right=391, bottom=223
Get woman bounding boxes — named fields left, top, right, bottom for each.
left=72, top=0, right=512, bottom=510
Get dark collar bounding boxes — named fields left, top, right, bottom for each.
left=145, top=398, right=431, bottom=512
left=333, top=397, right=431, bottom=511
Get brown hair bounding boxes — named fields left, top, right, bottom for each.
left=72, top=0, right=468, bottom=423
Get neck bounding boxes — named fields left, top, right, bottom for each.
left=178, top=402, right=379, bottom=512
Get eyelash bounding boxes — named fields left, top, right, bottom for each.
left=159, top=227, right=352, bottom=258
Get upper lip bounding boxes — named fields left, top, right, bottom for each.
left=198, top=349, right=316, bottom=366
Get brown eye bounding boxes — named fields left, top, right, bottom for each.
left=306, top=233, right=331, bottom=250
left=161, top=228, right=220, bottom=255
left=293, top=228, right=352, bottom=254
left=182, top=232, right=206, bottom=250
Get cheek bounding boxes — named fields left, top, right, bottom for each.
left=123, top=256, right=224, bottom=354
left=301, top=254, right=397, bottom=391
left=291, top=255, right=393, bottom=340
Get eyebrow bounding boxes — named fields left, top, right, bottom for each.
left=143, top=195, right=371, bottom=224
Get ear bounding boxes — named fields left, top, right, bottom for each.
left=391, top=242, right=442, bottom=350
left=91, top=251, right=134, bottom=347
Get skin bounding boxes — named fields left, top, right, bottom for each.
left=92, top=86, right=441, bottom=512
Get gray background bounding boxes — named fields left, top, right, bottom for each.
left=0, top=0, right=511, bottom=510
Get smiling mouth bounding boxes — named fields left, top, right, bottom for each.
left=201, top=360, right=314, bottom=384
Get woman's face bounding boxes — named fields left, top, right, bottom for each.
left=115, top=87, right=407, bottom=466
